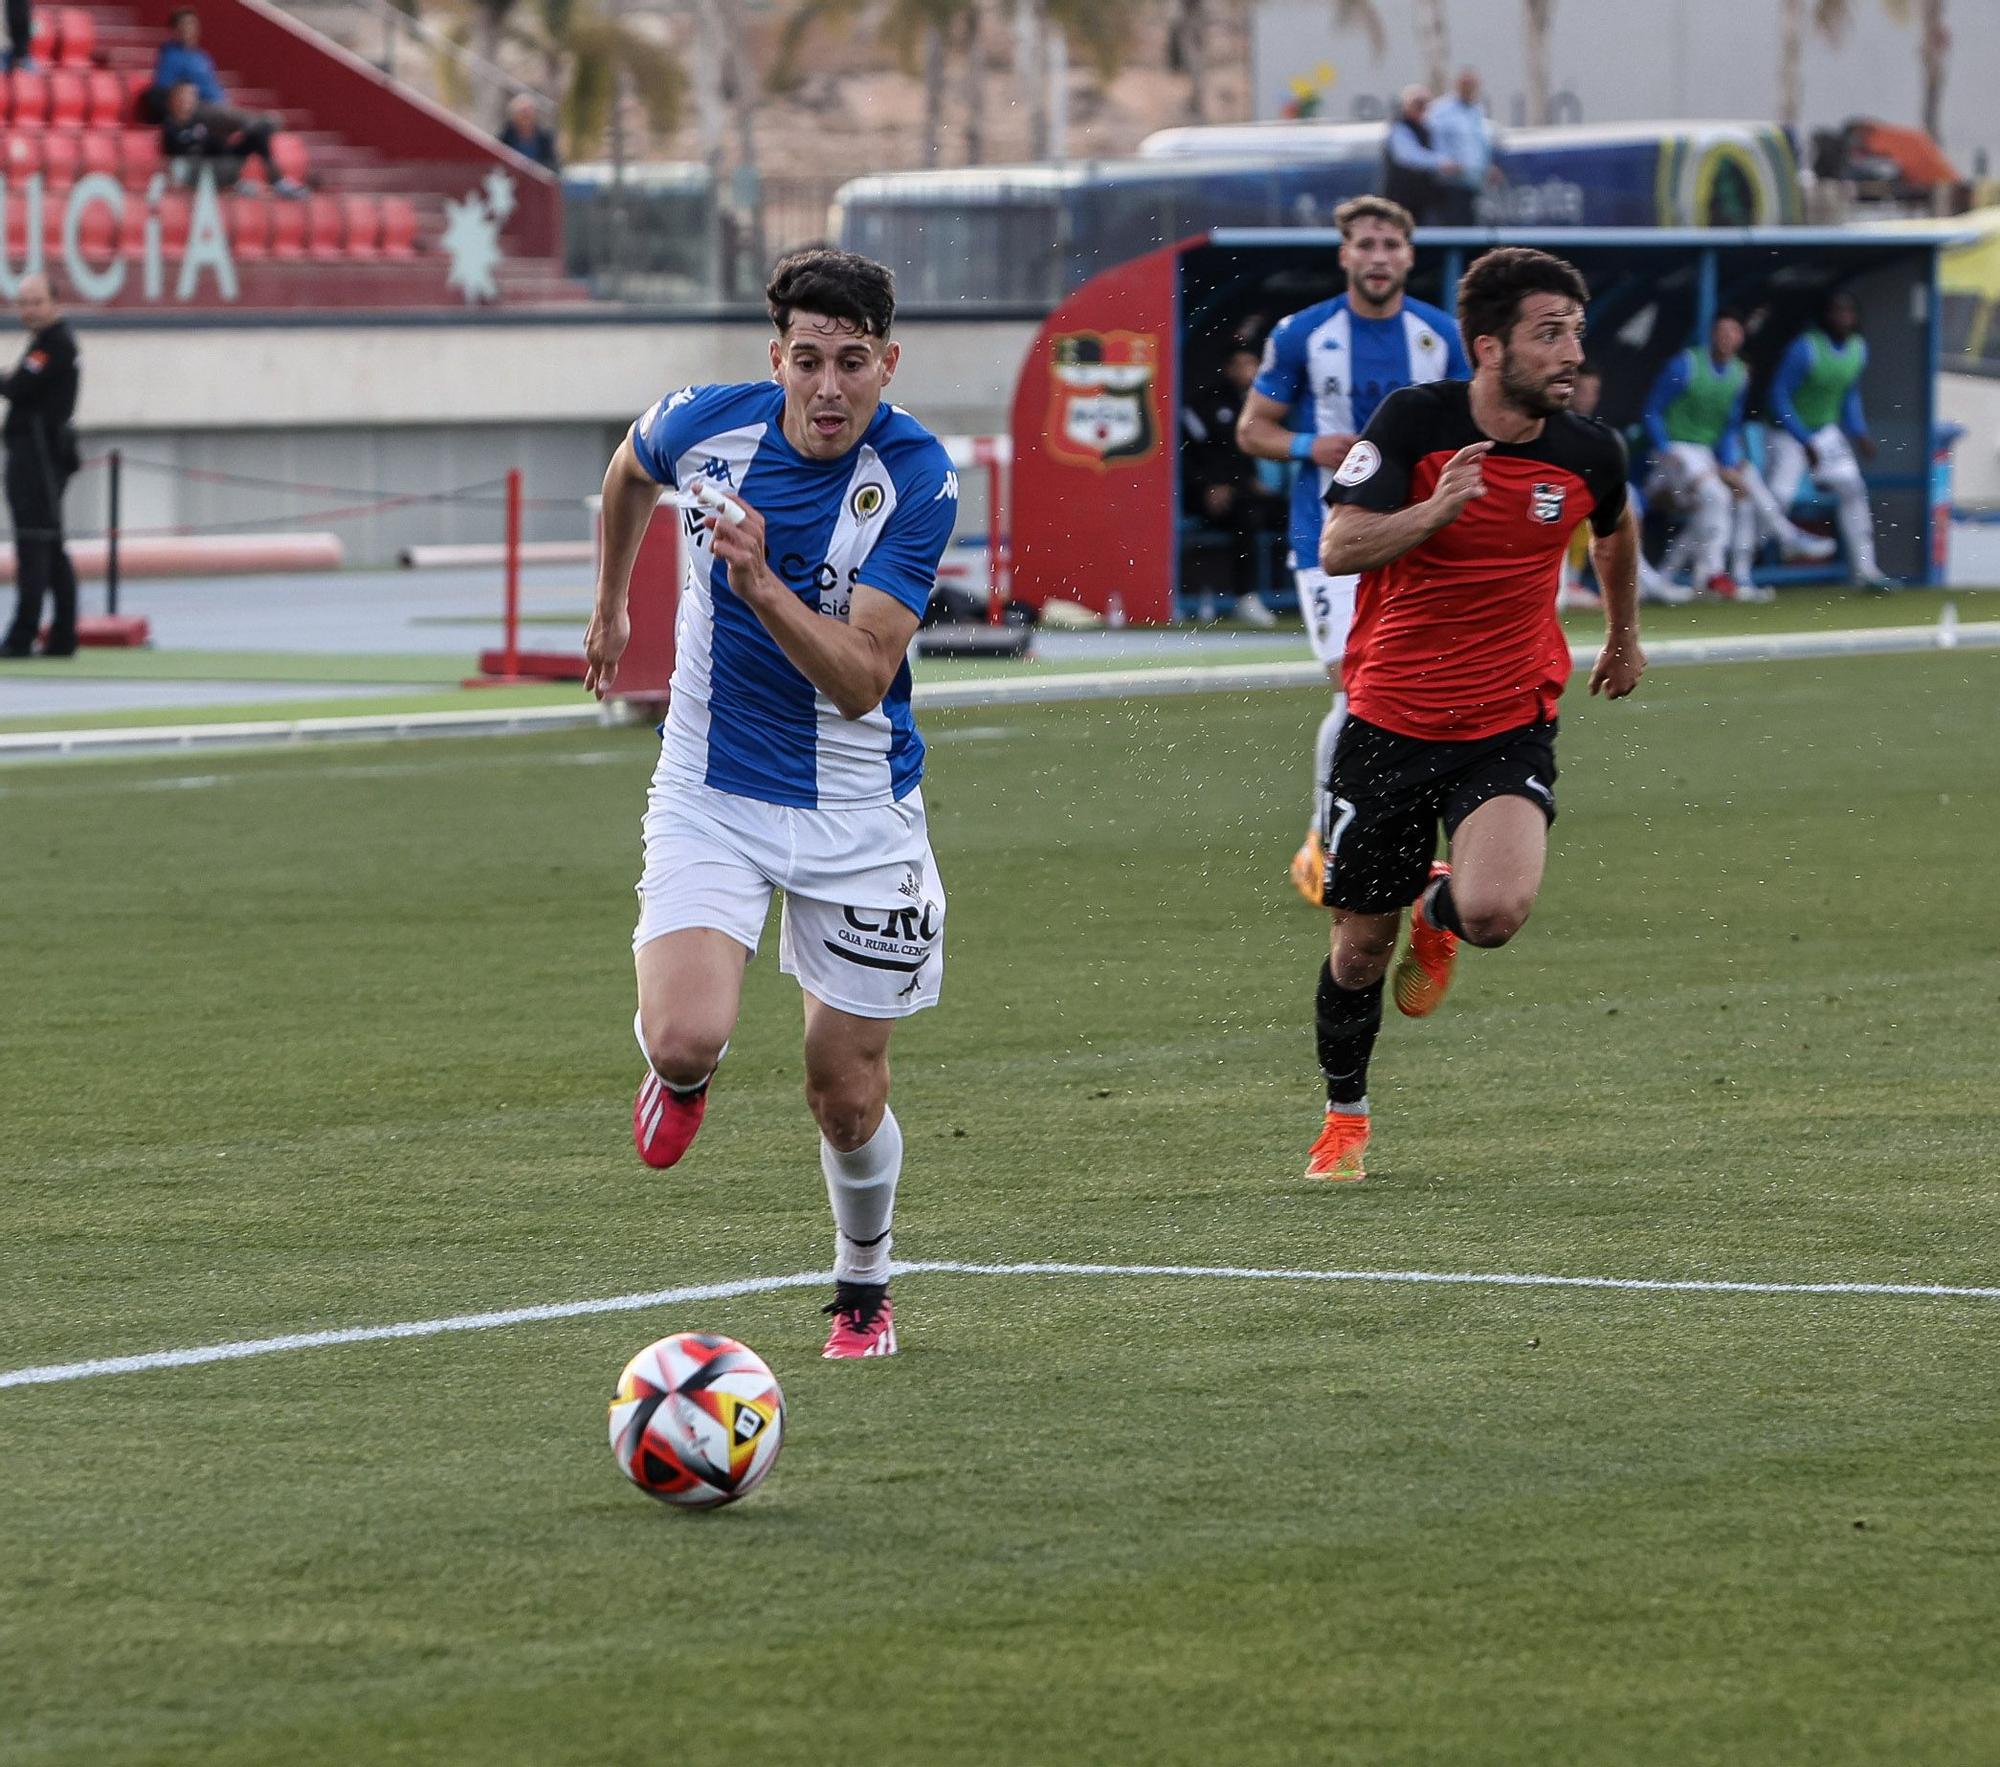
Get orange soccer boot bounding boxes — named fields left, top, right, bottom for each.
left=1392, top=861, right=1460, bottom=1019
left=1304, top=1108, right=1371, bottom=1182
left=1289, top=828, right=1326, bottom=906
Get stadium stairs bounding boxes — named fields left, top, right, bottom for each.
left=1, top=0, right=586, bottom=308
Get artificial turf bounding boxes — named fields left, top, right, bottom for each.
left=3, top=649, right=1997, bottom=1764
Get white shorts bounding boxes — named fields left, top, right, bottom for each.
left=634, top=768, right=946, bottom=1019
left=1296, top=567, right=1357, bottom=667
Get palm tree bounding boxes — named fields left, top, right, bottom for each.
left=1009, top=0, right=1144, bottom=160
left=1325, top=0, right=1385, bottom=64
left=550, top=3, right=685, bottom=162
left=774, top=0, right=976, bottom=167
left=1781, top=1, right=1947, bottom=145
left=1521, top=0, right=1553, bottom=126
left=1165, top=0, right=1211, bottom=124
left=1915, top=0, right=1948, bottom=144
left=1414, top=0, right=1450, bottom=96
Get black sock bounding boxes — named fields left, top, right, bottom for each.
left=1315, top=959, right=1383, bottom=1109
left=1426, top=874, right=1466, bottom=938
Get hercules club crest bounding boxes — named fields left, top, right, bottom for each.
left=1048, top=331, right=1159, bottom=468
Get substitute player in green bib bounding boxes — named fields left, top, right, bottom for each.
left=1766, top=292, right=1885, bottom=589
left=1641, top=311, right=1831, bottom=603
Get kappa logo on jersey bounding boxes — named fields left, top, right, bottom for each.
left=699, top=457, right=734, bottom=485
left=1530, top=483, right=1566, bottom=523
left=1333, top=440, right=1381, bottom=487
left=850, top=481, right=886, bottom=520
left=1047, top=330, right=1159, bottom=470
left=933, top=471, right=959, bottom=503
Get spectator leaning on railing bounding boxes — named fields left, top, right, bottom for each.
left=1425, top=69, right=1498, bottom=226
left=1382, top=86, right=1459, bottom=227
left=498, top=93, right=560, bottom=172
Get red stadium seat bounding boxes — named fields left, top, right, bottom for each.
left=229, top=193, right=270, bottom=259
left=340, top=194, right=380, bottom=258
left=40, top=132, right=81, bottom=194
left=120, top=129, right=162, bottom=185
left=68, top=193, right=118, bottom=262
left=378, top=195, right=418, bottom=258
left=157, top=188, right=190, bottom=255
left=80, top=131, right=119, bottom=181
left=10, top=69, right=50, bottom=128
left=47, top=69, right=87, bottom=128
left=270, top=131, right=309, bottom=186
left=123, top=70, right=152, bottom=125
left=2, top=133, right=42, bottom=182
left=305, top=194, right=343, bottom=257
left=87, top=71, right=123, bottom=129
left=27, top=9, right=52, bottom=62
left=267, top=195, right=305, bottom=259
left=55, top=8, right=96, bottom=67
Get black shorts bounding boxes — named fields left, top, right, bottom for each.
left=1322, top=715, right=1558, bottom=914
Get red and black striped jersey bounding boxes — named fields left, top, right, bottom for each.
left=1327, top=380, right=1628, bottom=741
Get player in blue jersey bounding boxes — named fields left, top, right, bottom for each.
left=1235, top=195, right=1470, bottom=905
left=583, top=249, right=959, bottom=1361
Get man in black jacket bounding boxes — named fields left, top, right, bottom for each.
left=1, top=275, right=82, bottom=659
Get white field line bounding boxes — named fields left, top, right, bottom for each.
left=6, top=1258, right=1998, bottom=1392
left=1, top=620, right=1993, bottom=764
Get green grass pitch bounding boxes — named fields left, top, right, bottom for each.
left=3, top=649, right=1998, bottom=1764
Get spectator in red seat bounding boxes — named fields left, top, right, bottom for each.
left=161, top=80, right=306, bottom=196
left=498, top=92, right=559, bottom=171
left=5, top=0, right=37, bottom=73
left=0, top=275, right=81, bottom=661
left=142, top=6, right=224, bottom=120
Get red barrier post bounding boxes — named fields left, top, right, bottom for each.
left=106, top=448, right=122, bottom=616
left=501, top=466, right=522, bottom=679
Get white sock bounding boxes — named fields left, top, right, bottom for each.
left=824, top=1106, right=901, bottom=1285
left=1312, top=694, right=1347, bottom=831
left=1729, top=498, right=1756, bottom=583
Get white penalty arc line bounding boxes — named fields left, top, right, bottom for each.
left=6, top=1259, right=2000, bottom=1392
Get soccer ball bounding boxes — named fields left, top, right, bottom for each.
left=608, top=1332, right=786, bottom=1508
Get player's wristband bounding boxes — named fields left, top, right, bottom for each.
left=1288, top=433, right=1315, bottom=463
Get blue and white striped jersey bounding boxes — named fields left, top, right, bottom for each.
left=631, top=382, right=958, bottom=810
left=1253, top=295, right=1468, bottom=568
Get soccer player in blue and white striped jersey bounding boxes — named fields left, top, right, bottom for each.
left=585, top=249, right=959, bottom=1361
left=1235, top=195, right=1469, bottom=906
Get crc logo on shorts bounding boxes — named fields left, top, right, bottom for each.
left=850, top=482, right=886, bottom=521
left=1333, top=441, right=1380, bottom=487
left=1530, top=482, right=1566, bottom=523
left=824, top=902, right=941, bottom=977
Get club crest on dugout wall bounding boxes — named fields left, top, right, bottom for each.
left=1047, top=330, right=1160, bottom=468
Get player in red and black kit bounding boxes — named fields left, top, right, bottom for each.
left=1303, top=247, right=1646, bottom=1181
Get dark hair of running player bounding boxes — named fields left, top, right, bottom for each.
left=1455, top=247, right=1590, bottom=347
left=766, top=249, right=898, bottom=340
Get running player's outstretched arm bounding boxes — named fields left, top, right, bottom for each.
left=1585, top=443, right=1646, bottom=700
left=585, top=428, right=667, bottom=699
